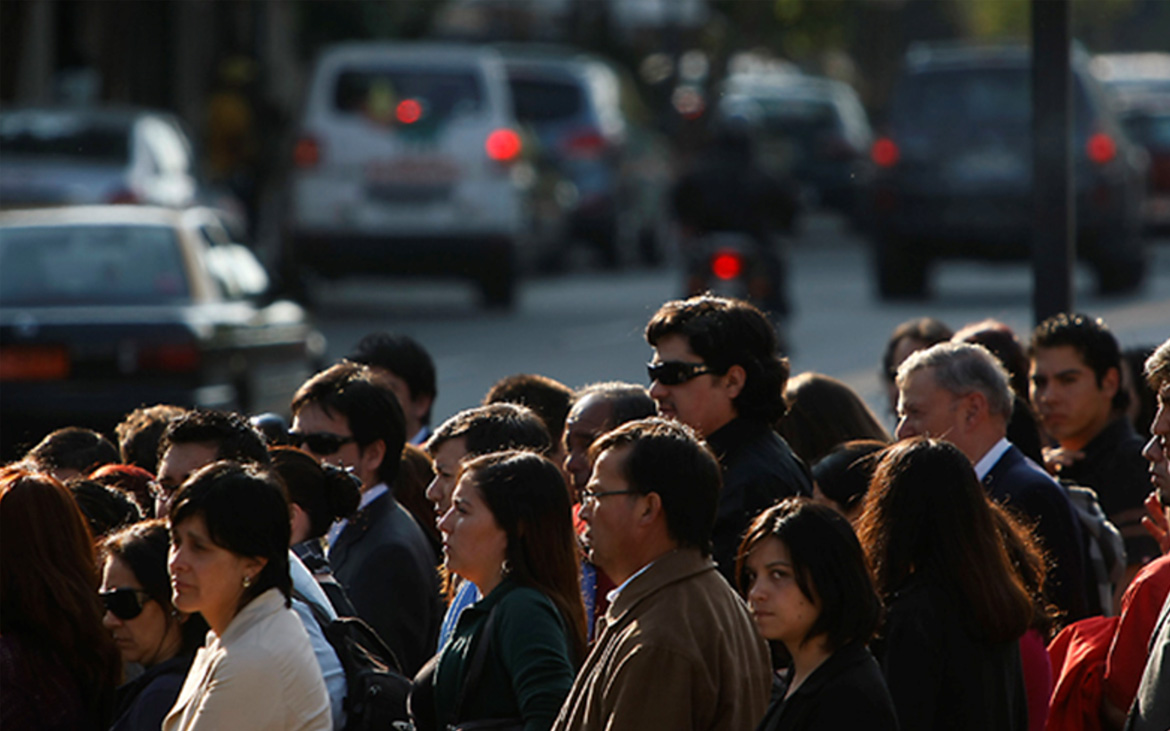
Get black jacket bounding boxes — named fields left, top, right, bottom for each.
left=329, top=491, right=441, bottom=676
left=984, top=443, right=1089, bottom=621
left=757, top=642, right=898, bottom=731
left=705, top=418, right=813, bottom=584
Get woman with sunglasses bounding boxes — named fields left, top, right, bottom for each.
left=411, top=450, right=586, bottom=731
left=737, top=498, right=897, bottom=731
left=0, top=465, right=122, bottom=730
left=163, top=461, right=330, bottom=731
left=100, top=520, right=210, bottom=731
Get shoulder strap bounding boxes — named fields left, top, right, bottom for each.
left=455, top=601, right=502, bottom=721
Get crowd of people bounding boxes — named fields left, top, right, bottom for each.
left=1, top=294, right=1168, bottom=731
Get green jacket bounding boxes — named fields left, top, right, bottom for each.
left=434, top=579, right=576, bottom=731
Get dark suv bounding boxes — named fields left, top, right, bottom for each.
left=865, top=43, right=1147, bottom=298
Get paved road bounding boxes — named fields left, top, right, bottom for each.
left=310, top=214, right=1170, bottom=430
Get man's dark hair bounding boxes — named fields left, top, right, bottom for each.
left=589, top=417, right=722, bottom=556
left=881, top=317, right=953, bottom=383
left=115, top=405, right=188, bottom=474
left=158, top=409, right=271, bottom=468
left=645, top=295, right=790, bottom=423
left=1146, top=338, right=1170, bottom=392
left=736, top=498, right=882, bottom=652
left=426, top=402, right=550, bottom=458
left=574, top=381, right=658, bottom=428
left=66, top=478, right=142, bottom=539
left=25, top=427, right=119, bottom=476
left=169, top=461, right=292, bottom=607
left=483, top=373, right=574, bottom=445
left=348, top=332, right=437, bottom=426
left=291, top=362, right=406, bottom=486
left=1031, top=313, right=1128, bottom=412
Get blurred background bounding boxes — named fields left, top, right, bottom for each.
left=1, top=0, right=1169, bottom=454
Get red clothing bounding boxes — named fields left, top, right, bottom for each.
left=1102, top=555, right=1170, bottom=712
left=1020, top=628, right=1053, bottom=731
left=1047, top=615, right=1116, bottom=731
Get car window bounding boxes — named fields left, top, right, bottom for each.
left=0, top=114, right=131, bottom=164
left=0, top=224, right=189, bottom=306
left=1122, top=110, right=1170, bottom=147
left=332, top=68, right=484, bottom=124
left=509, top=78, right=584, bottom=122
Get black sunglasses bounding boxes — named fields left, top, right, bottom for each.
left=647, top=361, right=718, bottom=386
left=288, top=431, right=357, bottom=455
left=100, top=588, right=154, bottom=621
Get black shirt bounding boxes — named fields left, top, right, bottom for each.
left=757, top=642, right=899, bottom=731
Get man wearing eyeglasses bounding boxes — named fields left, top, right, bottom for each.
left=290, top=361, right=441, bottom=676
left=553, top=418, right=771, bottom=731
left=644, top=295, right=812, bottom=582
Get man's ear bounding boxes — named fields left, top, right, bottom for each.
left=1102, top=366, right=1121, bottom=399
left=724, top=364, right=747, bottom=400
left=639, top=491, right=664, bottom=527
left=965, top=390, right=989, bottom=425
left=359, top=438, right=387, bottom=483
left=411, top=395, right=434, bottom=426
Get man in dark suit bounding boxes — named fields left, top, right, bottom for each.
left=291, top=362, right=440, bottom=675
left=896, top=341, right=1089, bottom=623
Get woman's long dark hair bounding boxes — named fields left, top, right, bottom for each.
left=856, top=438, right=1033, bottom=643
left=461, top=450, right=588, bottom=664
left=100, top=519, right=210, bottom=655
left=0, top=466, right=122, bottom=726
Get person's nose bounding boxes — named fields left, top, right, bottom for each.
left=648, top=380, right=668, bottom=401
left=1143, top=434, right=1165, bottom=466
left=101, top=608, right=120, bottom=629
left=566, top=451, right=589, bottom=485
left=579, top=497, right=595, bottom=522
left=895, top=418, right=915, bottom=441
left=437, top=506, right=456, bottom=535
left=425, top=476, right=442, bottom=506
left=747, top=575, right=767, bottom=606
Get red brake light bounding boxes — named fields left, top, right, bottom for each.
left=562, top=130, right=607, bottom=159
left=871, top=138, right=900, bottom=168
left=1087, top=133, right=1116, bottom=165
left=486, top=129, right=522, bottom=162
left=396, top=99, right=422, bottom=125
left=711, top=250, right=744, bottom=280
left=294, top=137, right=320, bottom=168
left=138, top=343, right=201, bottom=373
left=107, top=189, right=140, bottom=204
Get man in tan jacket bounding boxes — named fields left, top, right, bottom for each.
left=553, top=418, right=772, bottom=731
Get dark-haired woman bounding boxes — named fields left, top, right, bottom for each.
left=738, top=498, right=897, bottom=731
left=0, top=466, right=122, bottom=731
left=858, top=438, right=1035, bottom=731
left=415, top=450, right=586, bottom=731
left=163, top=461, right=330, bottom=731
left=101, top=520, right=210, bottom=731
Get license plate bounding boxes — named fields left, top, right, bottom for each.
left=0, top=345, right=69, bottom=381
left=366, top=157, right=459, bottom=203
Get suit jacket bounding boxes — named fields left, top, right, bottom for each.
left=552, top=549, right=772, bottom=731
left=162, top=589, right=331, bottom=731
left=984, top=443, right=1090, bottom=622
left=329, top=490, right=441, bottom=676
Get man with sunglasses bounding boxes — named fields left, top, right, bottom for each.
left=290, top=361, right=441, bottom=676
left=644, top=295, right=812, bottom=582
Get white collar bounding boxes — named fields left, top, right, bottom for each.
left=326, top=483, right=389, bottom=547
left=974, top=437, right=1013, bottom=481
left=606, top=560, right=657, bottom=605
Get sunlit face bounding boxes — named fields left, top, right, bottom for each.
left=101, top=555, right=183, bottom=667
left=743, top=536, right=821, bottom=651
left=1143, top=382, right=1170, bottom=500
left=578, top=447, right=642, bottom=583
left=1030, top=345, right=1118, bottom=451
left=895, top=368, right=964, bottom=444
left=437, top=476, right=508, bottom=593
left=168, top=513, right=262, bottom=633
left=648, top=334, right=737, bottom=437
left=155, top=441, right=219, bottom=517
left=426, top=437, right=468, bottom=520
left=563, top=395, right=614, bottom=498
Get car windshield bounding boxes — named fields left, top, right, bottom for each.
left=0, top=224, right=190, bottom=306
left=755, top=97, right=840, bottom=139
left=891, top=68, right=1032, bottom=132
left=333, top=68, right=484, bottom=123
left=0, top=114, right=131, bottom=164
left=509, top=78, right=585, bottom=122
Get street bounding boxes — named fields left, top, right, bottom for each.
left=309, top=213, right=1170, bottom=430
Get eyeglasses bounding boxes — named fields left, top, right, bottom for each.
left=647, top=360, right=718, bottom=386
left=288, top=431, right=357, bottom=456
left=100, top=588, right=154, bottom=621
left=580, top=488, right=639, bottom=507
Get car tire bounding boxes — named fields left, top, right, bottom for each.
left=1094, top=252, right=1146, bottom=295
left=480, top=252, right=517, bottom=310
left=876, top=236, right=929, bottom=300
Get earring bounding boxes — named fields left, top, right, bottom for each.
left=501, top=559, right=512, bottom=578
left=242, top=575, right=253, bottom=588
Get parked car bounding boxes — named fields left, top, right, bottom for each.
left=498, top=44, right=675, bottom=267
left=0, top=206, right=325, bottom=458
left=284, top=42, right=567, bottom=308
left=0, top=107, right=199, bottom=210
left=864, top=43, right=1147, bottom=299
left=717, top=73, right=873, bottom=221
